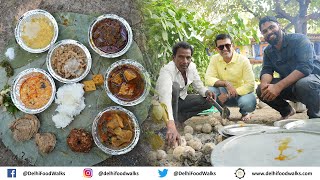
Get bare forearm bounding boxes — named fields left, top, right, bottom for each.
left=260, top=74, right=273, bottom=85
left=276, top=70, right=305, bottom=90
left=214, top=80, right=229, bottom=87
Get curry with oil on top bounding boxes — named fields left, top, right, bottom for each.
left=97, top=110, right=134, bottom=149
left=108, top=65, right=145, bottom=102
left=19, top=73, right=52, bottom=109
left=274, top=137, right=303, bottom=161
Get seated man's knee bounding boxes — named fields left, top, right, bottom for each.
left=256, top=85, right=262, bottom=100
left=207, top=86, right=221, bottom=95
left=239, top=94, right=257, bottom=112
left=294, top=77, right=315, bottom=93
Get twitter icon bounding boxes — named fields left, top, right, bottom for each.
left=158, top=169, right=168, bottom=178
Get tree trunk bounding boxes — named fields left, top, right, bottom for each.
left=293, top=18, right=307, bottom=34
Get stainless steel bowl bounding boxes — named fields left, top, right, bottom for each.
left=11, top=68, right=56, bottom=114
left=92, top=106, right=140, bottom=155
left=88, top=14, right=133, bottom=58
left=46, top=39, right=92, bottom=83
left=104, top=59, right=150, bottom=106
left=15, top=9, right=58, bottom=53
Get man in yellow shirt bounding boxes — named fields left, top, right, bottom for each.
left=205, top=34, right=256, bottom=121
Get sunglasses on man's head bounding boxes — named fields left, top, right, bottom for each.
left=217, top=44, right=232, bottom=51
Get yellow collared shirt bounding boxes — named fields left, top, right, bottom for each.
left=205, top=52, right=255, bottom=96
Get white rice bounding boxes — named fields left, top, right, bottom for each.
left=52, top=113, right=73, bottom=128
left=52, top=83, right=85, bottom=128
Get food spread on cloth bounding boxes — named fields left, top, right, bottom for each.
left=2, top=12, right=146, bottom=165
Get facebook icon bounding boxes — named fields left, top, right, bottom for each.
left=7, top=169, right=16, bottom=178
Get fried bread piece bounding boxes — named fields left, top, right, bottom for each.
left=35, top=133, right=56, bottom=154
left=10, top=114, right=40, bottom=142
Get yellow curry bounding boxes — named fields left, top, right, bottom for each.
left=20, top=73, right=52, bottom=109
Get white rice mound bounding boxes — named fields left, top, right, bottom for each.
left=52, top=83, right=86, bottom=128
left=52, top=113, right=73, bottom=128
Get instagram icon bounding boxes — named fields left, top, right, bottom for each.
left=83, top=168, right=93, bottom=178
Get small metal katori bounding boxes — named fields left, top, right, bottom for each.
left=46, top=39, right=92, bottom=83
left=91, top=106, right=140, bottom=155
left=11, top=68, right=56, bottom=114
left=15, top=9, right=58, bottom=53
left=219, top=124, right=280, bottom=136
left=88, top=14, right=133, bottom=58
left=104, top=59, right=150, bottom=106
left=211, top=129, right=320, bottom=166
left=284, top=118, right=320, bottom=132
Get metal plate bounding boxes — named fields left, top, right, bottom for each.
left=15, top=9, right=59, bottom=53
left=11, top=68, right=56, bottom=114
left=46, top=39, right=92, bottom=83
left=217, top=126, right=231, bottom=138
left=284, top=118, right=320, bottom=132
left=274, top=119, right=301, bottom=128
left=92, top=106, right=140, bottom=155
left=88, top=14, right=133, bottom=58
left=104, top=59, right=150, bottom=106
left=211, top=129, right=320, bottom=166
left=221, top=124, right=280, bottom=136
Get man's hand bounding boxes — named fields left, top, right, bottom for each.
left=205, top=90, right=216, bottom=101
left=261, top=83, right=282, bottom=101
left=260, top=82, right=268, bottom=94
left=218, top=93, right=229, bottom=105
left=166, top=120, right=181, bottom=147
left=225, top=82, right=238, bottom=98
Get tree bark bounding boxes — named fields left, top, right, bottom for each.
left=274, top=0, right=311, bottom=34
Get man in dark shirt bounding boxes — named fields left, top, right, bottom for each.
left=256, top=16, right=320, bottom=119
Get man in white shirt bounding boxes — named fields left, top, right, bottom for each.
left=156, top=41, right=215, bottom=147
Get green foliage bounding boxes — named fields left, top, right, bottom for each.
left=139, top=0, right=259, bottom=83
left=177, top=0, right=320, bottom=34
left=0, top=60, right=14, bottom=77
left=0, top=84, right=19, bottom=115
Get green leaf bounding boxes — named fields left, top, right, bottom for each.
left=160, top=20, right=167, bottom=30
left=180, top=15, right=187, bottom=23
left=206, top=29, right=213, bottom=36
left=166, top=21, right=174, bottom=28
left=162, top=31, right=168, bottom=41
left=151, top=14, right=159, bottom=19
left=167, top=9, right=176, bottom=17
